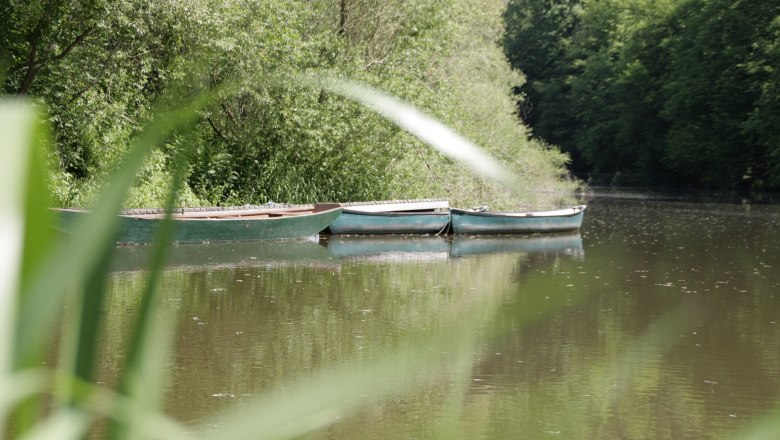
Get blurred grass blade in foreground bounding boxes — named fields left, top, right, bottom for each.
left=318, top=77, right=519, bottom=190
left=0, top=101, right=34, bottom=436
left=0, top=100, right=33, bottom=378
left=0, top=99, right=60, bottom=436
left=14, top=90, right=210, bottom=366
left=1, top=79, right=216, bottom=437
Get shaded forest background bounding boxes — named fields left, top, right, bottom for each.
left=2, top=0, right=578, bottom=209
left=504, top=0, right=780, bottom=190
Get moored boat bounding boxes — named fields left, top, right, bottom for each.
left=327, top=199, right=451, bottom=235
left=450, top=205, right=586, bottom=234
left=54, top=203, right=343, bottom=244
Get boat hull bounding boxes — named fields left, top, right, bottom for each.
left=327, top=210, right=451, bottom=235
left=450, top=205, right=586, bottom=234
left=55, top=206, right=343, bottom=244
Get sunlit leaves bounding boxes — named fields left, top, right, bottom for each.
left=504, top=0, right=780, bottom=189
left=4, top=0, right=578, bottom=210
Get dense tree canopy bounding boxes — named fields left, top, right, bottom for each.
left=2, top=0, right=578, bottom=209
left=504, top=0, right=780, bottom=190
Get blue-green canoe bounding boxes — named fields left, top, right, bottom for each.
left=450, top=205, right=586, bottom=234
left=55, top=204, right=343, bottom=244
left=327, top=199, right=451, bottom=235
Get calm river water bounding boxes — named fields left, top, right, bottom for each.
left=101, top=191, right=780, bottom=439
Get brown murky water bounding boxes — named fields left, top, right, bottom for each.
left=100, top=191, right=780, bottom=439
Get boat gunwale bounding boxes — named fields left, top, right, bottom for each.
left=53, top=204, right=342, bottom=221
left=338, top=198, right=449, bottom=213
left=450, top=205, right=586, bottom=219
left=340, top=209, right=451, bottom=217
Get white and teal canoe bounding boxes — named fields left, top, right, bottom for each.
left=326, top=199, right=451, bottom=235
left=450, top=205, right=586, bottom=234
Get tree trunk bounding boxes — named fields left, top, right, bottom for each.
left=338, top=0, right=347, bottom=36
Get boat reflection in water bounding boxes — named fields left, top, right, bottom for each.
left=109, top=232, right=583, bottom=273
left=449, top=232, right=584, bottom=259
left=324, top=232, right=583, bottom=263
left=322, top=235, right=450, bottom=263
left=109, top=237, right=338, bottom=273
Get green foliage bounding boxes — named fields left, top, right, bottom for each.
left=3, top=0, right=578, bottom=210
left=743, top=16, right=780, bottom=187
left=406, top=0, right=577, bottom=209
left=504, top=0, right=780, bottom=189
left=661, top=0, right=779, bottom=188
left=502, top=0, right=582, bottom=149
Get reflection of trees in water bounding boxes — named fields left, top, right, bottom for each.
left=98, top=253, right=521, bottom=427
left=91, top=194, right=780, bottom=439
left=487, top=195, right=780, bottom=438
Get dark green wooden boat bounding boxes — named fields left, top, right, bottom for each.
left=450, top=205, right=586, bottom=234
left=327, top=199, right=451, bottom=235
left=55, top=203, right=343, bottom=244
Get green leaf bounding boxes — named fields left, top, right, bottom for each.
left=0, top=99, right=56, bottom=435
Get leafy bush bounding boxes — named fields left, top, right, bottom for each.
left=4, top=0, right=579, bottom=209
